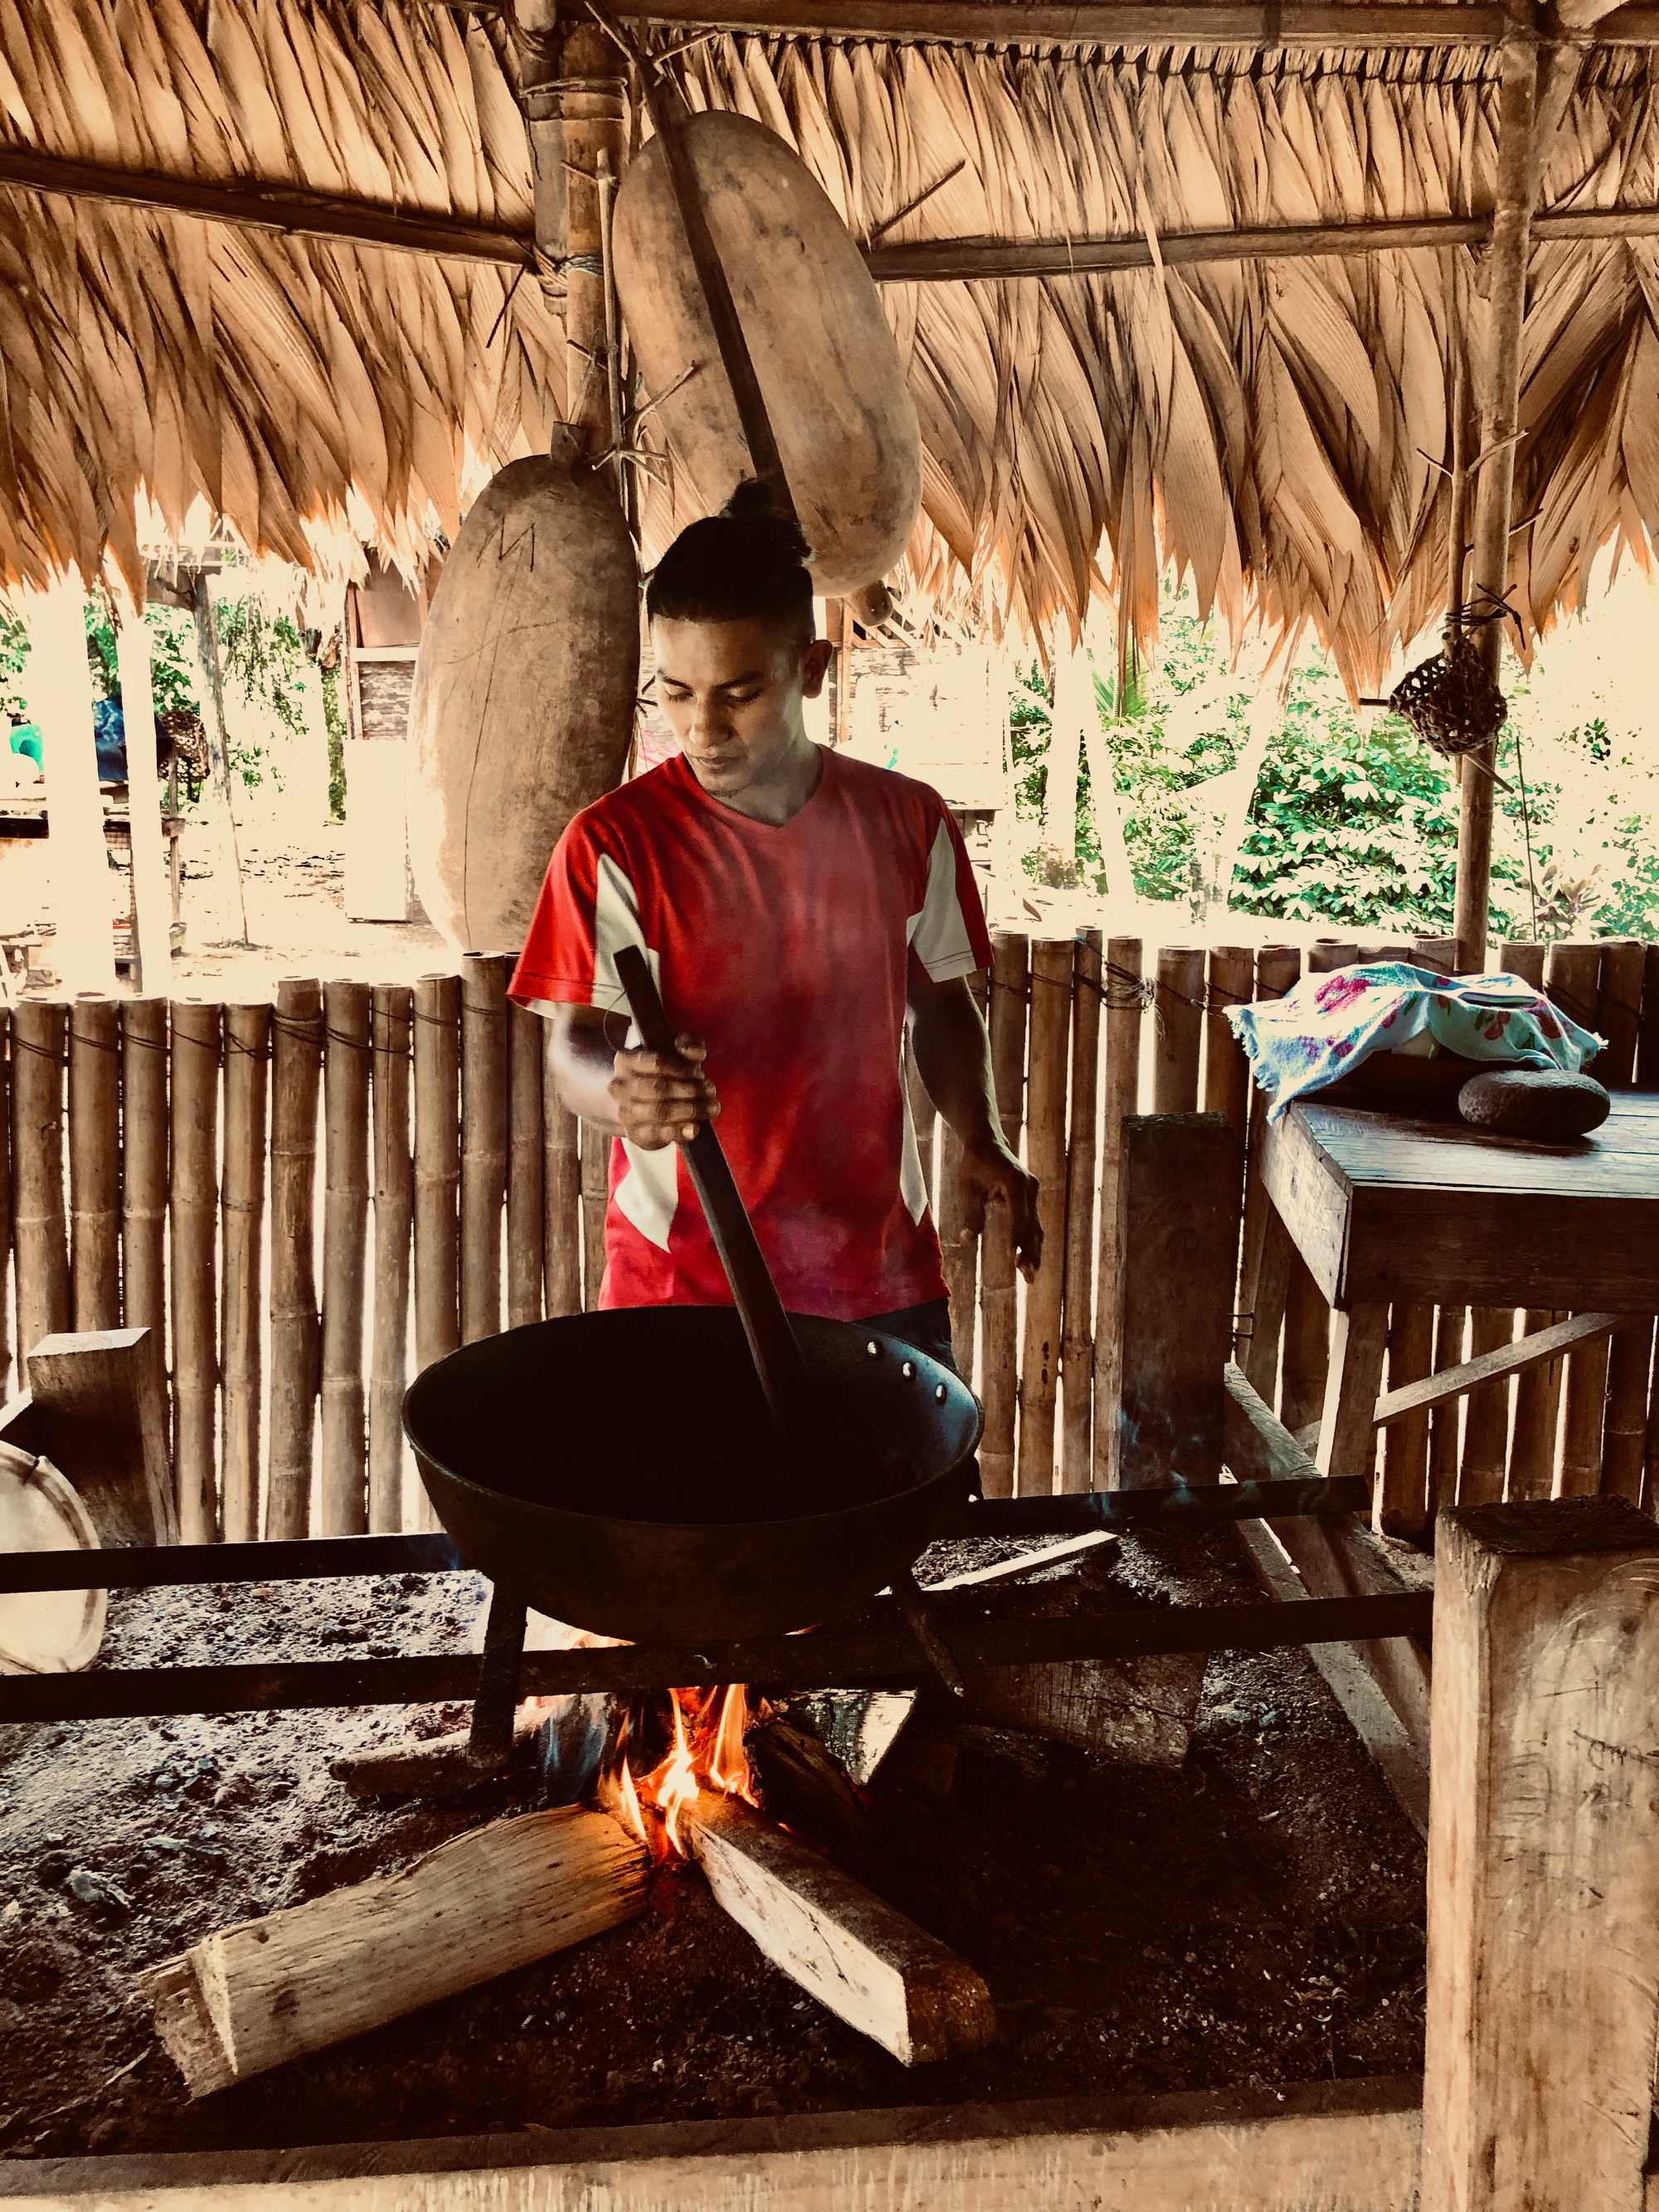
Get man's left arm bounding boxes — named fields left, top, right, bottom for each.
left=907, top=966, right=1042, bottom=1279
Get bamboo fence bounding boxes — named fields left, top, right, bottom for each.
left=7, top=931, right=1659, bottom=1539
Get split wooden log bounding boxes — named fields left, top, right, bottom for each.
left=683, top=1790, right=995, bottom=2066
left=23, top=1327, right=175, bottom=1548
left=329, top=1708, right=544, bottom=1797
left=140, top=1805, right=648, bottom=2098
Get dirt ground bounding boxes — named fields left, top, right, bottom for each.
left=0, top=1524, right=1427, bottom=2163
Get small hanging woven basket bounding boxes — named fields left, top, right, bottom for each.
left=1383, top=627, right=1507, bottom=759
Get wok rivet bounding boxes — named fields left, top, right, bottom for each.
left=866, top=1339, right=880, bottom=1356
left=902, top=1361, right=916, bottom=1378
left=935, top=1383, right=946, bottom=1402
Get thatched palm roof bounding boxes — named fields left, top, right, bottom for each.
left=0, top=2, right=1656, bottom=686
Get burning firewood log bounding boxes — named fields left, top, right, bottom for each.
left=139, top=1806, right=647, bottom=2098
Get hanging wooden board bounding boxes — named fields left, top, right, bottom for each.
left=613, top=111, right=922, bottom=599
left=0, top=1442, right=105, bottom=1675
left=406, top=445, right=639, bottom=956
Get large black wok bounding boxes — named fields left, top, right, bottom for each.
left=403, top=1305, right=981, bottom=1642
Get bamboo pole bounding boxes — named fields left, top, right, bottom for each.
left=1457, top=1305, right=1515, bottom=1507
left=170, top=999, right=221, bottom=1544
left=1383, top=1300, right=1435, bottom=1540
left=507, top=1002, right=545, bottom=1330
left=1235, top=946, right=1301, bottom=1386
left=1426, top=1304, right=1467, bottom=1521
left=1151, top=946, right=1203, bottom=1114
left=1280, top=1257, right=1329, bottom=1434
left=1559, top=1315, right=1613, bottom=1497
left=1017, top=938, right=1073, bottom=1497
left=1308, top=939, right=1360, bottom=976
left=580, top=1120, right=609, bottom=1311
left=413, top=973, right=461, bottom=1386
left=1091, top=934, right=1144, bottom=1490
left=1497, top=939, right=1545, bottom=988
left=1602, top=1320, right=1655, bottom=1505
left=1413, top=935, right=1457, bottom=977
left=980, top=930, right=1029, bottom=1500
left=1593, top=936, right=1643, bottom=1085
left=1203, top=945, right=1253, bottom=1133
left=67, top=994, right=119, bottom=1330
left=542, top=1023, right=581, bottom=1320
left=1508, top=1310, right=1566, bottom=1499
left=370, top=984, right=414, bottom=1533
left=20, top=577, right=114, bottom=993
left=1059, top=931, right=1101, bottom=1492
left=266, top=977, right=323, bottom=1542
left=1452, top=32, right=1540, bottom=977
left=0, top=1009, right=12, bottom=1399
left=320, top=980, right=371, bottom=1538
left=113, top=590, right=173, bottom=996
left=1637, top=944, right=1659, bottom=1088
left=1544, top=939, right=1602, bottom=1038
left=219, top=1003, right=270, bottom=1545
left=120, top=997, right=168, bottom=1344
left=12, top=999, right=69, bottom=1363
left=460, top=953, right=508, bottom=1346
left=937, top=970, right=987, bottom=1382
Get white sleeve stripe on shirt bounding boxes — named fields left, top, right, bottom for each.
left=907, top=817, right=978, bottom=981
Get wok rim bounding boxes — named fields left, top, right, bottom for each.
left=402, top=1315, right=985, bottom=1539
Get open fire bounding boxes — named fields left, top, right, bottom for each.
left=614, top=1685, right=761, bottom=1860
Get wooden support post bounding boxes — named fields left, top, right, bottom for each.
left=1151, top=946, right=1203, bottom=1114
left=980, top=930, right=1028, bottom=1499
left=1426, top=1303, right=1467, bottom=1521
left=320, top=980, right=371, bottom=1537
left=1059, top=932, right=1101, bottom=1491
left=1314, top=1302, right=1390, bottom=1514
left=1017, top=937, right=1073, bottom=1496
left=937, top=970, right=987, bottom=1382
left=541, top=1023, right=581, bottom=1320
left=1116, top=1114, right=1242, bottom=1488
left=1092, top=934, right=1143, bottom=1488
left=170, top=999, right=221, bottom=1544
left=684, top=1792, right=995, bottom=2066
left=413, top=971, right=461, bottom=1377
left=1601, top=1318, right=1654, bottom=1505
left=1508, top=1307, right=1565, bottom=1499
left=1203, top=945, right=1253, bottom=1133
left=220, top=1003, right=270, bottom=1545
left=1593, top=936, right=1643, bottom=1085
left=1423, top=1496, right=1659, bottom=2212
left=369, top=986, right=413, bottom=1534
left=579, top=1118, right=609, bottom=1311
left=24, top=1326, right=174, bottom=1546
left=266, top=977, right=323, bottom=1542
left=12, top=999, right=69, bottom=1361
left=1383, top=1299, right=1435, bottom=1542
left=120, top=997, right=168, bottom=1348
left=557, top=25, right=627, bottom=450
left=1452, top=34, right=1540, bottom=978
left=507, top=1001, right=544, bottom=1330
left=460, top=952, right=508, bottom=1345
left=1280, top=1257, right=1329, bottom=1435
left=143, top=1806, right=648, bottom=2098
left=66, top=994, right=119, bottom=1330
left=1457, top=1303, right=1515, bottom=1507
left=22, top=577, right=115, bottom=993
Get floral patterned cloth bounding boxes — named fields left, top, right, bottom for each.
left=1225, top=963, right=1606, bottom=1121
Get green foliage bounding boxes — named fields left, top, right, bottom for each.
left=212, top=592, right=314, bottom=794
left=320, top=648, right=346, bottom=822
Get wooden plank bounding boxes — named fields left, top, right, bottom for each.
left=169, top=1000, right=221, bottom=1545
left=1115, top=1115, right=1242, bottom=1488
left=1017, top=939, right=1073, bottom=1495
left=267, top=979, right=323, bottom=1542
left=320, top=981, right=371, bottom=1537
left=1423, top=1497, right=1659, bottom=2212
left=1059, top=935, right=1101, bottom=1492
left=1312, top=1303, right=1389, bottom=1502
left=23, top=1327, right=174, bottom=1547
left=1280, top=1254, right=1328, bottom=1434
left=683, top=1791, right=995, bottom=2065
left=140, top=1806, right=647, bottom=2098
left=980, top=930, right=1029, bottom=1500
left=1365, top=1308, right=1637, bottom=1429
left=0, top=2075, right=1427, bottom=2210
left=1594, top=937, right=1645, bottom=1086
left=220, top=1005, right=270, bottom=1545
left=66, top=996, right=119, bottom=1330
left=1257, top=1106, right=1349, bottom=1310
left=962, top=1647, right=1205, bottom=1767
left=1092, top=934, right=1142, bottom=1488
left=1638, top=942, right=1659, bottom=1088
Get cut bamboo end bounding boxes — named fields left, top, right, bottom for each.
left=1151, top=945, right=1204, bottom=1115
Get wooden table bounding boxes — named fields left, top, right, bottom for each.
left=1256, top=1094, right=1659, bottom=1511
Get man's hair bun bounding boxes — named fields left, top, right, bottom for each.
left=647, top=478, right=815, bottom=639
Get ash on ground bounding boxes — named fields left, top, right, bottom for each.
left=0, top=1527, right=1426, bottom=2160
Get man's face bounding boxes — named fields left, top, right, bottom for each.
left=651, top=614, right=832, bottom=804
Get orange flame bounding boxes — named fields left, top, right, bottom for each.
left=621, top=1685, right=759, bottom=1860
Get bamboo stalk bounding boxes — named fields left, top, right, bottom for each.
left=1544, top=939, right=1603, bottom=1036
left=905, top=1028, right=936, bottom=1208
left=1457, top=1304, right=1515, bottom=1507
left=542, top=1023, right=581, bottom=1320
left=1602, top=1319, right=1655, bottom=1505
left=1016, top=938, right=1073, bottom=1498
left=219, top=1003, right=270, bottom=1545
left=1637, top=944, right=1659, bottom=1089
left=370, top=985, right=414, bottom=1534
left=1425, top=1304, right=1467, bottom=1521
left=1092, top=935, right=1143, bottom=1489
left=120, top=998, right=168, bottom=1346
left=1307, top=939, right=1360, bottom=975
left=1593, top=936, right=1644, bottom=1085
left=1151, top=946, right=1203, bottom=1114
left=980, top=931, right=1029, bottom=1500
left=1412, top=934, right=1457, bottom=978
left=67, top=994, right=119, bottom=1330
left=0, top=1011, right=12, bottom=1398
left=1234, top=946, right=1300, bottom=1393
left=170, top=999, right=221, bottom=1545
left=1382, top=1299, right=1435, bottom=1540
left=266, top=978, right=323, bottom=1542
left=507, top=1002, right=544, bottom=1330
left=1509, top=1309, right=1566, bottom=1499
left=13, top=1000, right=69, bottom=1364
left=1497, top=939, right=1545, bottom=988
left=1280, top=1256, right=1329, bottom=1434
left=937, top=970, right=987, bottom=1382
left=460, top=953, right=508, bottom=1345
left=413, top=973, right=461, bottom=1383
left=1203, top=945, right=1253, bottom=1133
left=580, top=1120, right=610, bottom=1310
left=320, top=980, right=371, bottom=1538
left=1058, top=931, right=1101, bottom=1493
left=1559, top=1315, right=1613, bottom=1497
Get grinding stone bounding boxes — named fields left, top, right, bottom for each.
left=1457, top=1067, right=1612, bottom=1142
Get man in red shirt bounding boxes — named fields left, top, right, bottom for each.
left=510, top=489, right=1039, bottom=1371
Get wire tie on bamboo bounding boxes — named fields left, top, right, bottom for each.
left=224, top=1032, right=273, bottom=1062
left=10, top=1033, right=66, bottom=1066
left=66, top=1028, right=121, bottom=1053
left=324, top=1027, right=374, bottom=1052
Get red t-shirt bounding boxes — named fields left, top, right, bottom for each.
left=510, top=747, right=993, bottom=1318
